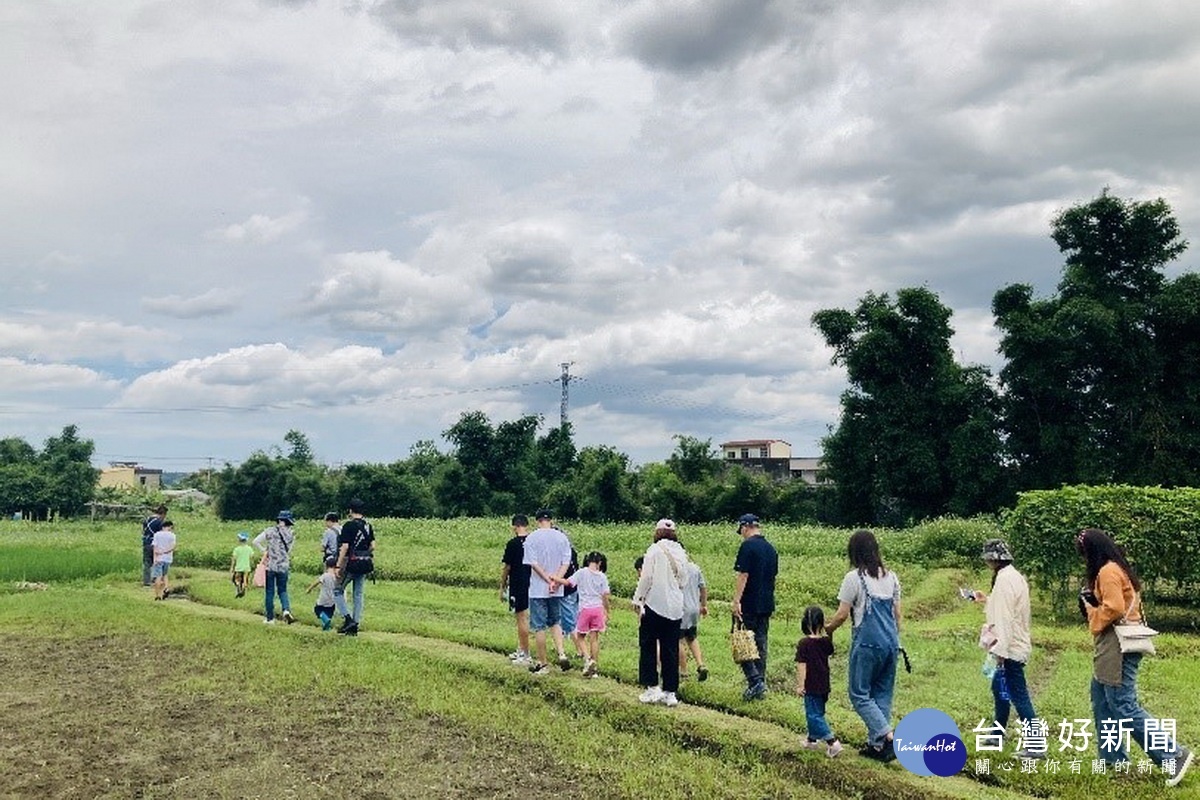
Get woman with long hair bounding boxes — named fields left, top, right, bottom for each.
left=826, top=530, right=902, bottom=762
left=1077, top=528, right=1193, bottom=787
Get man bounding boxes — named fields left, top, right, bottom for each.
left=151, top=519, right=176, bottom=600
left=732, top=513, right=778, bottom=701
left=320, top=512, right=341, bottom=563
left=335, top=498, right=375, bottom=636
left=522, top=508, right=573, bottom=674
left=141, top=505, right=167, bottom=586
left=499, top=514, right=532, bottom=664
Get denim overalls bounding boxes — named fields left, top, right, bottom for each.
left=848, top=571, right=899, bottom=747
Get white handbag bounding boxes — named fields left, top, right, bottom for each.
left=1113, top=598, right=1158, bottom=655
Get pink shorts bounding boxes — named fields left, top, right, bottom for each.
left=576, top=606, right=607, bottom=633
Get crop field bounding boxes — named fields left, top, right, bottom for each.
left=2, top=513, right=1198, bottom=798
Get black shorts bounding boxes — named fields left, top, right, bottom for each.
left=680, top=626, right=698, bottom=642
left=508, top=592, right=530, bottom=614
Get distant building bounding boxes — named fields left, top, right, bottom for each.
left=98, top=462, right=163, bottom=491
left=720, top=440, right=830, bottom=484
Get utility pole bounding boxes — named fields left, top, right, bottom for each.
left=559, top=362, right=573, bottom=429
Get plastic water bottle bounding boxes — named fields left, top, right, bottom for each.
left=997, top=668, right=1010, bottom=701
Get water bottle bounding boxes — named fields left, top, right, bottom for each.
left=997, top=667, right=1010, bottom=701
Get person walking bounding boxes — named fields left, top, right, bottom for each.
left=825, top=530, right=901, bottom=762
left=141, top=504, right=167, bottom=586
left=522, top=509, right=573, bottom=674
left=500, top=514, right=533, bottom=664
left=1077, top=528, right=1194, bottom=787
left=334, top=499, right=375, bottom=636
left=151, top=519, right=176, bottom=601
left=678, top=551, right=709, bottom=683
left=253, top=510, right=297, bottom=625
left=731, top=513, right=778, bottom=701
left=632, top=519, right=687, bottom=707
left=319, top=512, right=341, bottom=564
left=972, top=539, right=1040, bottom=757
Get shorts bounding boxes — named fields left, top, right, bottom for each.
left=560, top=591, right=579, bottom=635
left=508, top=591, right=530, bottom=614
left=528, top=596, right=562, bottom=632
left=151, top=562, right=170, bottom=579
left=314, top=604, right=335, bottom=618
left=680, top=625, right=698, bottom=642
left=576, top=605, right=607, bottom=633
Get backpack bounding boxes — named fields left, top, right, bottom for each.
left=345, top=520, right=375, bottom=575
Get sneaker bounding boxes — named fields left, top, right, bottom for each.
left=639, top=686, right=664, bottom=704
left=881, top=739, right=897, bottom=763
left=263, top=618, right=276, bottom=625
left=802, top=739, right=824, bottom=752
left=859, top=744, right=885, bottom=761
left=282, top=610, right=295, bottom=625
left=557, top=653, right=572, bottom=671
left=679, top=672, right=690, bottom=681
left=742, top=682, right=767, bottom=701
left=512, top=653, right=532, bottom=665
left=827, top=740, right=844, bottom=758
left=529, top=662, right=549, bottom=675
left=337, top=616, right=355, bottom=633
left=337, top=622, right=358, bottom=636
left=660, top=692, right=679, bottom=707
left=1166, top=746, right=1195, bottom=788
left=697, top=666, right=709, bottom=682
left=584, top=662, right=599, bottom=678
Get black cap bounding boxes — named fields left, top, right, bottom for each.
left=535, top=508, right=554, bottom=520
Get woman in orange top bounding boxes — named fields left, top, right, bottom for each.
left=1077, top=528, right=1193, bottom=787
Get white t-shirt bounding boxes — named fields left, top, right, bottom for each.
left=523, top=526, right=572, bottom=599
left=569, top=568, right=610, bottom=609
left=837, top=568, right=900, bottom=628
left=152, top=530, right=176, bottom=564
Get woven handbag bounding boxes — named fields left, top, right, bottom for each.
left=730, top=616, right=760, bottom=663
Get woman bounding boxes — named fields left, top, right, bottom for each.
left=826, top=530, right=901, bottom=762
left=253, top=510, right=296, bottom=625
left=632, top=518, right=687, bottom=708
left=1078, top=528, right=1193, bottom=787
left=973, top=539, right=1039, bottom=757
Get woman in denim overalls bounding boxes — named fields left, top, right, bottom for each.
left=826, top=530, right=902, bottom=761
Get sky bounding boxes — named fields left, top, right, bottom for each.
left=3, top=0, right=1199, bottom=473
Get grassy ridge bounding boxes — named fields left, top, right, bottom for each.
left=3, top=513, right=1199, bottom=798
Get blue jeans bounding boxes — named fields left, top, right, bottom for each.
left=528, top=596, right=562, bottom=632
left=848, top=642, right=896, bottom=747
left=1091, top=653, right=1183, bottom=765
left=994, top=659, right=1037, bottom=730
left=560, top=591, right=579, bottom=636
left=334, top=572, right=366, bottom=623
left=264, top=570, right=290, bottom=621
left=738, top=612, right=771, bottom=687
left=142, top=545, right=154, bottom=585
left=805, top=694, right=834, bottom=741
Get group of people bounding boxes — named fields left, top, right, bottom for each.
left=140, top=499, right=377, bottom=636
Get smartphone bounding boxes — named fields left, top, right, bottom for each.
left=958, top=587, right=977, bottom=601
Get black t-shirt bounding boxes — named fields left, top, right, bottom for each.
left=795, top=635, right=835, bottom=696
left=734, top=534, right=778, bottom=615
left=338, top=517, right=374, bottom=556
left=502, top=535, right=531, bottom=598
left=142, top=516, right=163, bottom=548
left=562, top=547, right=579, bottom=596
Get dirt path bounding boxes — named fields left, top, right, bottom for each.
left=0, top=633, right=591, bottom=799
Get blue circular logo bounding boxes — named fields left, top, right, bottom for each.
left=893, top=708, right=967, bottom=777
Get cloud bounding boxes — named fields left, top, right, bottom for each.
left=613, top=0, right=788, bottom=73
left=0, top=357, right=120, bottom=394
left=141, top=288, right=240, bottom=318
left=208, top=211, right=307, bottom=244
left=0, top=315, right=179, bottom=363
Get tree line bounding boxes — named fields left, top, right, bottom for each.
left=3, top=191, right=1195, bottom=527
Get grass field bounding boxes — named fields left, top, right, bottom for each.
left=2, top=513, right=1197, bottom=798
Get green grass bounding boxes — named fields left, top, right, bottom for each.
left=3, top=513, right=1199, bottom=798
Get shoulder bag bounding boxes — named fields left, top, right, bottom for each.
left=1113, top=596, right=1158, bottom=655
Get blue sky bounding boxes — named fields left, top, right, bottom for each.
left=2, top=0, right=1198, bottom=472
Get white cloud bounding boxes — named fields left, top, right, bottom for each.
left=142, top=288, right=240, bottom=318
left=208, top=211, right=308, bottom=244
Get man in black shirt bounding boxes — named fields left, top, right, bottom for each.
left=334, top=498, right=375, bottom=636
left=732, top=513, right=778, bottom=701
left=141, top=505, right=167, bottom=586
left=500, top=514, right=532, bottom=664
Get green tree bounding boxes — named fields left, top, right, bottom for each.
left=39, top=425, right=98, bottom=518
left=994, top=191, right=1196, bottom=488
left=814, top=288, right=1007, bottom=525
left=283, top=429, right=314, bottom=465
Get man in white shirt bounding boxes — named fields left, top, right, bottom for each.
left=522, top=509, right=573, bottom=674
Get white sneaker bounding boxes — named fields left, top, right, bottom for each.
left=263, top=618, right=276, bottom=625
left=660, top=691, right=679, bottom=707
left=512, top=653, right=531, bottom=665
left=508, top=649, right=527, bottom=661
left=638, top=686, right=664, bottom=704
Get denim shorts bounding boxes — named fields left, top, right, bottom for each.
left=528, top=596, right=562, bottom=632
left=151, top=562, right=170, bottom=579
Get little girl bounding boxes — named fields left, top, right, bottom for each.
left=561, top=552, right=611, bottom=677
left=795, top=605, right=843, bottom=757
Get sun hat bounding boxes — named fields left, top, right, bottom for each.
left=237, top=531, right=249, bottom=541
left=981, top=539, right=1014, bottom=562
left=276, top=510, right=295, bottom=523
left=655, top=518, right=677, bottom=531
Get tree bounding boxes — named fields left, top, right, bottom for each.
left=994, top=191, right=1196, bottom=488
left=284, top=429, right=314, bottom=465
left=814, top=288, right=1007, bottom=524
left=667, top=435, right=722, bottom=484
left=39, top=425, right=98, bottom=517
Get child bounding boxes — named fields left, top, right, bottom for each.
left=230, top=532, right=255, bottom=597
left=151, top=520, right=177, bottom=601
left=560, top=552, right=611, bottom=677
left=678, top=554, right=709, bottom=682
left=306, top=557, right=339, bottom=630
left=795, top=605, right=842, bottom=758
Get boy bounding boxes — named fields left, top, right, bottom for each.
left=230, top=532, right=254, bottom=597
left=151, top=520, right=177, bottom=601
left=306, top=557, right=339, bottom=630
left=679, top=556, right=709, bottom=681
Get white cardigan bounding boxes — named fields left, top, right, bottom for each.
left=633, top=540, right=687, bottom=620
left=984, top=564, right=1033, bottom=663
